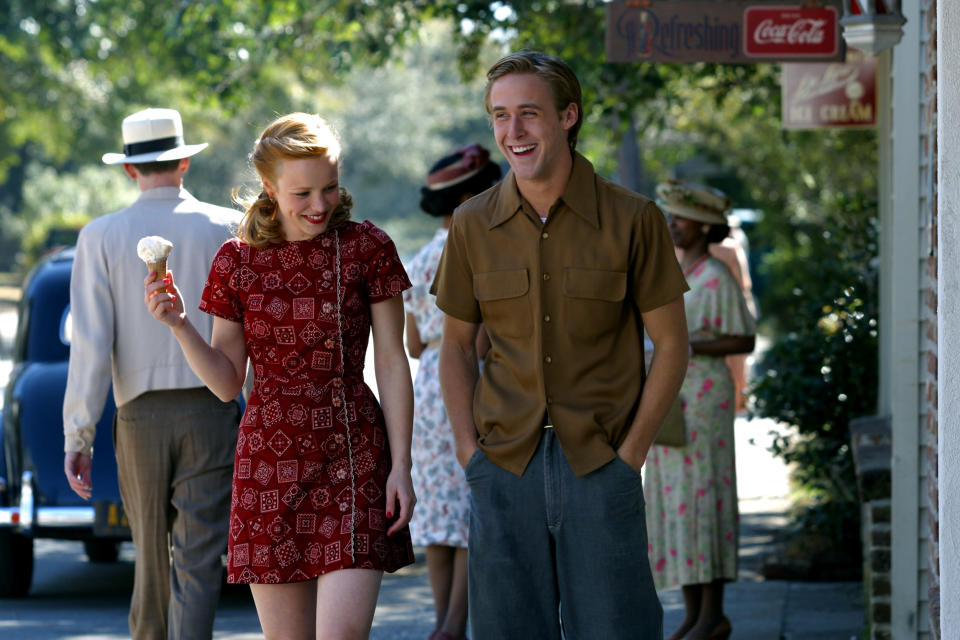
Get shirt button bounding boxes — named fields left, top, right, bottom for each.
left=544, top=355, right=552, bottom=364
left=543, top=273, right=551, bottom=281
left=542, top=232, right=549, bottom=239
left=544, top=314, right=551, bottom=323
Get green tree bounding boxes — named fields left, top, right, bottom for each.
left=0, top=1, right=434, bottom=210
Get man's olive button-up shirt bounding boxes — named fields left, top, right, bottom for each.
left=433, top=153, right=688, bottom=477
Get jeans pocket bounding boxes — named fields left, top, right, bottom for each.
left=612, top=454, right=644, bottom=483
left=464, top=447, right=485, bottom=480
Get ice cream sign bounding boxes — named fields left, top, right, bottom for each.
left=606, top=1, right=844, bottom=63
left=781, top=48, right=877, bottom=129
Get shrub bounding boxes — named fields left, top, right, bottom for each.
left=749, top=193, right=878, bottom=562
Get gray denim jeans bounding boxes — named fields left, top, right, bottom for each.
left=465, top=428, right=663, bottom=639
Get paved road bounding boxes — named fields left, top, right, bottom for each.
left=0, top=539, right=433, bottom=639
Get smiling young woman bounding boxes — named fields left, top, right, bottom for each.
left=144, top=113, right=417, bottom=640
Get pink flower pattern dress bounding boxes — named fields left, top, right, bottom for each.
left=402, top=228, right=470, bottom=548
left=199, top=221, right=416, bottom=584
left=644, top=255, right=755, bottom=590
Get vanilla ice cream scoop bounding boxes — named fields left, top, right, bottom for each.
left=137, top=235, right=173, bottom=263
left=138, top=236, right=174, bottom=294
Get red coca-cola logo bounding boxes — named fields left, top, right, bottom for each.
left=744, top=6, right=838, bottom=57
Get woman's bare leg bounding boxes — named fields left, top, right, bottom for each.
left=315, top=568, right=383, bottom=640
left=426, top=545, right=455, bottom=628
left=666, top=584, right=702, bottom=640
left=439, top=546, right=469, bottom=638
left=249, top=580, right=317, bottom=640
left=685, top=580, right=728, bottom=639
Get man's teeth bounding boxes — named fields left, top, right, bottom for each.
left=512, top=144, right=535, bottom=153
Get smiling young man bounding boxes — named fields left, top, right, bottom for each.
left=432, top=51, right=691, bottom=638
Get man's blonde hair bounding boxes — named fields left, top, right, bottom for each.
left=484, top=51, right=583, bottom=152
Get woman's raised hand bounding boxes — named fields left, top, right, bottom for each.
left=144, top=269, right=187, bottom=329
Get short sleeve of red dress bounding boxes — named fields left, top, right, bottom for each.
left=199, top=238, right=244, bottom=322
left=358, top=221, right=412, bottom=303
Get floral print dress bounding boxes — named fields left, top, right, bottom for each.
left=402, top=228, right=470, bottom=548
left=199, top=221, right=416, bottom=584
left=644, top=255, right=756, bottom=590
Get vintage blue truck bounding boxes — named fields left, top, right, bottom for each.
left=0, top=247, right=128, bottom=597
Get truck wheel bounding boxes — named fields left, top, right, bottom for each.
left=0, top=530, right=34, bottom=597
left=83, top=539, right=121, bottom=563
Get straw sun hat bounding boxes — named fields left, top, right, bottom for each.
left=655, top=179, right=731, bottom=226
left=102, top=108, right=208, bottom=165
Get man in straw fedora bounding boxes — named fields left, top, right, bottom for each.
left=63, top=108, right=241, bottom=639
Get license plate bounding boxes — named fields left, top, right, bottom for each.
left=93, top=500, right=131, bottom=537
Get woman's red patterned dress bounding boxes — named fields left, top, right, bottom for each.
left=199, top=220, right=415, bottom=584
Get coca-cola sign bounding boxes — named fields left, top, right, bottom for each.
left=744, top=6, right=839, bottom=57
left=606, top=1, right=844, bottom=64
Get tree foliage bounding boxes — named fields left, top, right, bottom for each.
left=3, top=1, right=879, bottom=290
left=0, top=0, right=435, bottom=205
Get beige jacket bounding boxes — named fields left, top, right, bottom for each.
left=62, top=187, right=240, bottom=456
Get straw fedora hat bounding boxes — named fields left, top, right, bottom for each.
left=102, top=108, right=208, bottom=165
left=656, top=179, right=731, bottom=226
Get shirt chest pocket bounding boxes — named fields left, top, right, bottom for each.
left=474, top=269, right=531, bottom=338
left=563, top=268, right=627, bottom=338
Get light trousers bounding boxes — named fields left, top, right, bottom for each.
left=114, top=388, right=239, bottom=640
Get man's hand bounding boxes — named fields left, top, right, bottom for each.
left=439, top=316, right=483, bottom=472
left=616, top=443, right=647, bottom=473
left=456, top=441, right=480, bottom=470
left=64, top=451, right=93, bottom=500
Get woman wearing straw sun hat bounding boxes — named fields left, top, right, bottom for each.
left=644, top=180, right=756, bottom=640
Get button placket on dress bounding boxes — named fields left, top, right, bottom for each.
left=333, top=230, right=357, bottom=565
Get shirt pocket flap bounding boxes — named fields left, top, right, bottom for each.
left=563, top=268, right=627, bottom=301
left=473, top=269, right=530, bottom=301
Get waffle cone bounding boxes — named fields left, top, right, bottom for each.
left=147, top=258, right=168, bottom=294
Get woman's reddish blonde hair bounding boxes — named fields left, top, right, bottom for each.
left=235, top=113, right=353, bottom=247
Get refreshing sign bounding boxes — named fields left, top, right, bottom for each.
left=606, top=1, right=844, bottom=63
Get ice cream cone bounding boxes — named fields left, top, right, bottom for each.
left=138, top=235, right=173, bottom=296
left=147, top=258, right=168, bottom=294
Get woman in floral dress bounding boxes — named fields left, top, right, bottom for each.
left=645, top=180, right=756, bottom=640
left=145, top=113, right=416, bottom=639
left=403, top=144, right=500, bottom=640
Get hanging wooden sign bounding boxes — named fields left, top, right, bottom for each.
left=606, top=1, right=844, bottom=63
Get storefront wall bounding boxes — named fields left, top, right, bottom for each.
left=937, top=0, right=959, bottom=637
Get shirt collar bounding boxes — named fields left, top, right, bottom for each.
left=488, top=152, right=599, bottom=230
left=136, top=186, right=195, bottom=202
